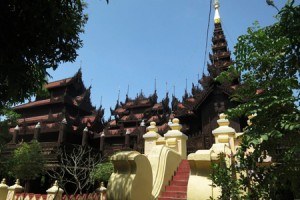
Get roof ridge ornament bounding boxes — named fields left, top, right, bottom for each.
left=214, top=0, right=221, bottom=24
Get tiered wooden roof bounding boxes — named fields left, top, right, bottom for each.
left=3, top=69, right=105, bottom=167
left=98, top=91, right=170, bottom=154
left=11, top=69, right=104, bottom=137
left=106, top=91, right=170, bottom=137
left=172, top=0, right=239, bottom=116
left=170, top=1, right=242, bottom=151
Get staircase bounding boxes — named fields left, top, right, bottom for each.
left=158, top=159, right=190, bottom=200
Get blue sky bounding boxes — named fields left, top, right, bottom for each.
left=47, top=0, right=285, bottom=119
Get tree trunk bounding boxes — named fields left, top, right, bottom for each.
left=24, top=180, right=30, bottom=192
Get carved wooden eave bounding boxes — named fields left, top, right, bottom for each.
left=157, top=123, right=169, bottom=134
left=146, top=114, right=165, bottom=124
left=44, top=77, right=73, bottom=89
left=125, top=127, right=140, bottom=135
left=152, top=103, right=163, bottom=111
left=13, top=97, right=63, bottom=110
left=119, top=113, right=144, bottom=123
left=108, top=119, right=118, bottom=128
left=89, top=107, right=105, bottom=132
left=76, top=87, right=96, bottom=113
left=16, top=112, right=63, bottom=125
left=105, top=129, right=123, bottom=137
left=62, top=92, right=95, bottom=114
left=9, top=122, right=61, bottom=135
left=44, top=68, right=82, bottom=90
left=193, top=83, right=236, bottom=111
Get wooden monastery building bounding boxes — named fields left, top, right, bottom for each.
left=2, top=0, right=245, bottom=166
left=1, top=69, right=105, bottom=166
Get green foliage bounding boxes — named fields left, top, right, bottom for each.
left=36, top=86, right=50, bottom=99
left=214, top=1, right=300, bottom=199
left=90, top=162, right=113, bottom=184
left=8, top=140, right=45, bottom=181
left=0, top=105, right=21, bottom=123
left=210, top=153, right=240, bottom=200
left=0, top=106, right=20, bottom=149
left=0, top=0, right=88, bottom=108
left=0, top=122, right=12, bottom=148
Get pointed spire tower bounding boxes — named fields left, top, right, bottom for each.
left=207, top=0, right=233, bottom=79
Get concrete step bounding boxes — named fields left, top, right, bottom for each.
left=165, top=186, right=187, bottom=192
left=158, top=160, right=190, bottom=200
left=175, top=172, right=189, bottom=176
left=161, top=191, right=187, bottom=199
left=170, top=180, right=188, bottom=186
left=176, top=167, right=190, bottom=172
left=158, top=197, right=186, bottom=200
left=173, top=175, right=190, bottom=181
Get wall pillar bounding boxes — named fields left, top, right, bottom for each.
left=143, top=122, right=161, bottom=155
left=0, top=178, right=8, bottom=200
left=33, top=122, right=41, bottom=141
left=212, top=113, right=236, bottom=152
left=46, top=180, right=64, bottom=200
left=187, top=113, right=237, bottom=200
left=107, top=151, right=152, bottom=200
left=7, top=179, right=23, bottom=200
left=164, top=118, right=188, bottom=159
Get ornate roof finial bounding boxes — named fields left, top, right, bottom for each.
left=185, top=78, right=188, bottom=93
left=126, top=84, right=129, bottom=97
left=214, top=0, right=221, bottom=24
left=165, top=82, right=168, bottom=94
left=117, top=87, right=120, bottom=104
left=173, top=85, right=176, bottom=97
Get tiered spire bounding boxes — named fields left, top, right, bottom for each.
left=214, top=0, right=221, bottom=24
left=207, top=0, right=233, bottom=79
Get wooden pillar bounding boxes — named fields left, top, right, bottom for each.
left=82, top=127, right=89, bottom=146
left=138, top=120, right=147, bottom=153
left=100, top=132, right=105, bottom=152
left=33, top=122, right=41, bottom=141
left=139, top=120, right=146, bottom=135
left=125, top=129, right=131, bottom=148
left=58, top=118, right=67, bottom=144
left=12, top=125, right=19, bottom=144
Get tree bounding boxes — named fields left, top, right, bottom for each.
left=0, top=0, right=89, bottom=108
left=214, top=0, right=300, bottom=199
left=8, top=140, right=45, bottom=192
left=47, top=144, right=102, bottom=196
left=90, top=161, right=114, bottom=185
left=0, top=107, right=18, bottom=149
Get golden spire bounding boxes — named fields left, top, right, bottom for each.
left=214, top=0, right=221, bottom=24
